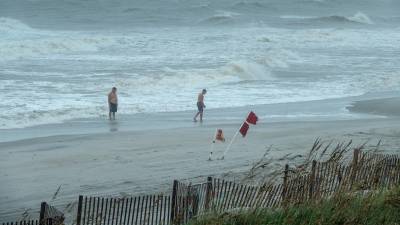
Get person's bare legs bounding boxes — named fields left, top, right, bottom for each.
left=193, top=112, right=200, bottom=122
left=112, top=112, right=116, bottom=120
left=109, top=112, right=112, bottom=120
left=199, top=112, right=203, bottom=122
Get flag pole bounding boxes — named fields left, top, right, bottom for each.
left=220, top=129, right=240, bottom=160
left=209, top=128, right=217, bottom=160
left=221, top=112, right=251, bottom=160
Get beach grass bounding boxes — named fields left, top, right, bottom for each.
left=188, top=186, right=400, bottom=225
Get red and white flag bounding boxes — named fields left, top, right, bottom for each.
left=239, top=122, right=249, bottom=137
left=239, top=111, right=258, bottom=137
left=221, top=111, right=259, bottom=160
left=246, top=111, right=258, bottom=125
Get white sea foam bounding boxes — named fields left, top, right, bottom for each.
left=0, top=17, right=33, bottom=34
left=221, top=50, right=300, bottom=80
left=0, top=17, right=132, bottom=60
left=262, top=49, right=302, bottom=68
left=347, top=12, right=374, bottom=25
left=223, top=61, right=272, bottom=80
left=280, top=12, right=374, bottom=25
left=200, top=11, right=240, bottom=24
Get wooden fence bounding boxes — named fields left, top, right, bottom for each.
left=75, top=195, right=172, bottom=225
left=283, top=150, right=400, bottom=204
left=1, top=202, right=64, bottom=225
left=75, top=150, right=400, bottom=225
left=171, top=149, right=400, bottom=223
left=74, top=181, right=209, bottom=225
left=172, top=177, right=284, bottom=224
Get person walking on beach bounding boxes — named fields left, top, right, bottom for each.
left=108, top=87, right=118, bottom=120
left=193, top=89, right=207, bottom=122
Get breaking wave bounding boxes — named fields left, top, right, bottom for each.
left=281, top=12, right=374, bottom=25
left=199, top=11, right=240, bottom=24
left=0, top=18, right=124, bottom=60
left=321, top=12, right=374, bottom=25
left=0, top=17, right=34, bottom=34
left=347, top=12, right=374, bottom=24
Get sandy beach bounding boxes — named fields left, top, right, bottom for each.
left=1, top=94, right=400, bottom=222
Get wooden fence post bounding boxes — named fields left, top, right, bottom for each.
left=39, top=202, right=46, bottom=225
left=282, top=164, right=289, bottom=206
left=76, top=195, right=83, bottom=225
left=204, top=177, right=213, bottom=211
left=170, top=180, right=178, bottom=224
left=350, top=148, right=360, bottom=189
left=308, top=160, right=317, bottom=200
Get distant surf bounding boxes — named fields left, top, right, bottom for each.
left=280, top=12, right=374, bottom=25
left=199, top=11, right=240, bottom=25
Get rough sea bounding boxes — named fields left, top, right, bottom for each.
left=0, top=0, right=399, bottom=129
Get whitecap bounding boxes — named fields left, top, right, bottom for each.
left=347, top=12, right=374, bottom=25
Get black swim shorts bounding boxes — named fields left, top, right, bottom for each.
left=197, top=102, right=204, bottom=112
left=110, top=103, right=118, bottom=112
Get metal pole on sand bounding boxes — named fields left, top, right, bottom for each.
left=208, top=128, right=217, bottom=161
left=220, top=112, right=250, bottom=160
left=220, top=129, right=240, bottom=160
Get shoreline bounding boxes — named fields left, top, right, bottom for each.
left=1, top=91, right=398, bottom=143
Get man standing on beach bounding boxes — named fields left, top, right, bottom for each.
left=108, top=87, right=118, bottom=120
left=193, top=89, right=207, bottom=122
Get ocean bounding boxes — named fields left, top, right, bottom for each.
left=0, top=0, right=400, bottom=129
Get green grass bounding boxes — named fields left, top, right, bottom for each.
left=188, top=187, right=400, bottom=225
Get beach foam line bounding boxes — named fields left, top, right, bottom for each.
left=347, top=97, right=400, bottom=117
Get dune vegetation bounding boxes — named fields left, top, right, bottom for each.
left=188, top=186, right=400, bottom=225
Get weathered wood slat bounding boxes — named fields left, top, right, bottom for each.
left=102, top=198, right=108, bottom=225
left=260, top=185, right=270, bottom=207
left=247, top=185, right=256, bottom=207
left=217, top=179, right=223, bottom=210
left=238, top=184, right=248, bottom=208
left=233, top=185, right=244, bottom=208
left=227, top=182, right=238, bottom=209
